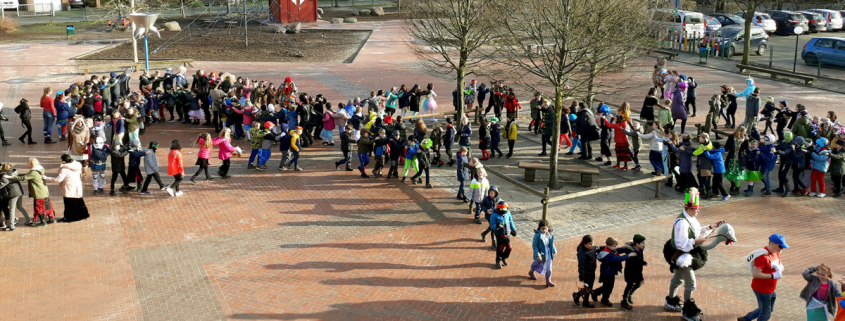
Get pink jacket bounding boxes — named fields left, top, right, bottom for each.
left=44, top=161, right=84, bottom=198
left=197, top=138, right=212, bottom=160
left=243, top=106, right=255, bottom=125
left=332, top=109, right=350, bottom=128
left=212, top=137, right=237, bottom=160
left=323, top=112, right=336, bottom=131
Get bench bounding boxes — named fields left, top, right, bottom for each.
left=518, top=162, right=600, bottom=187
left=80, top=59, right=193, bottom=75
left=736, top=64, right=815, bottom=85
left=651, top=49, right=679, bottom=60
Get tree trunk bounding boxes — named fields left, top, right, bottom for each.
left=455, top=68, right=465, bottom=135
left=548, top=88, right=564, bottom=189
left=741, top=6, right=754, bottom=65
left=585, top=62, right=597, bottom=109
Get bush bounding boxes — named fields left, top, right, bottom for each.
left=0, top=17, right=19, bottom=34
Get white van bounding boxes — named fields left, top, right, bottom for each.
left=651, top=9, right=708, bottom=38
left=806, top=9, right=844, bottom=31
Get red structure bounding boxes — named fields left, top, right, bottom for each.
left=270, top=0, right=318, bottom=23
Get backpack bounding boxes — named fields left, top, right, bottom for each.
left=745, top=248, right=769, bottom=274
left=0, top=183, right=11, bottom=198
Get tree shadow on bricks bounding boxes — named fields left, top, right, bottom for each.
left=264, top=261, right=492, bottom=273
left=319, top=276, right=548, bottom=288
left=229, top=300, right=605, bottom=320
left=278, top=237, right=481, bottom=250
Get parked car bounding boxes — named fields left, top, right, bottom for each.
left=704, top=16, right=722, bottom=35
left=650, top=9, right=708, bottom=38
left=735, top=11, right=777, bottom=33
left=711, top=14, right=745, bottom=28
left=716, top=25, right=770, bottom=57
left=802, top=37, right=845, bottom=67
left=69, top=0, right=85, bottom=8
left=767, top=10, right=810, bottom=36
left=806, top=9, right=844, bottom=32
left=801, top=12, right=828, bottom=33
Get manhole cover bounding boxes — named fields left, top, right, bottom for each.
left=3, top=45, right=29, bottom=51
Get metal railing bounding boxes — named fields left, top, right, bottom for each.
left=15, top=3, right=55, bottom=17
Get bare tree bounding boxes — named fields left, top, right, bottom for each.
left=494, top=0, right=652, bottom=189
left=734, top=0, right=766, bottom=65
left=405, top=0, right=497, bottom=131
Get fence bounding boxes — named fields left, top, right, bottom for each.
left=14, top=3, right=55, bottom=17
left=656, top=27, right=737, bottom=59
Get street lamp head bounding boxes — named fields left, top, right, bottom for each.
left=128, top=13, right=161, bottom=38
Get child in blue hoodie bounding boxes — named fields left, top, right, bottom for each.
left=591, top=237, right=635, bottom=307
left=759, top=134, right=778, bottom=196
left=703, top=141, right=728, bottom=200
left=810, top=137, right=831, bottom=197
left=401, top=136, right=420, bottom=182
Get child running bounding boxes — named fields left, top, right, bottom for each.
left=166, top=140, right=185, bottom=197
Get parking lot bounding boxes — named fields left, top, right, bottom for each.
left=750, top=31, right=845, bottom=78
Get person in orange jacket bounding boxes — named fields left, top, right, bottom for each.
left=166, top=140, right=185, bottom=197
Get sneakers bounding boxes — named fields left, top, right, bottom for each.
left=495, top=259, right=502, bottom=269
left=295, top=167, right=302, bottom=171
left=722, top=195, right=731, bottom=201
left=663, top=296, right=683, bottom=311
left=473, top=218, right=482, bottom=224
left=247, top=164, right=257, bottom=170
left=190, top=178, right=197, bottom=185
left=175, top=191, right=184, bottom=197
left=621, top=300, right=633, bottom=310
left=602, top=161, right=612, bottom=166
left=166, top=187, right=174, bottom=197
left=480, top=232, right=486, bottom=242
left=818, top=193, right=826, bottom=198
left=160, top=185, right=169, bottom=191
left=140, top=191, right=151, bottom=195
left=809, top=192, right=818, bottom=197
left=632, top=165, right=642, bottom=172
left=600, top=300, right=612, bottom=307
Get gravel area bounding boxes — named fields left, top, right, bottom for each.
left=78, top=28, right=371, bottom=63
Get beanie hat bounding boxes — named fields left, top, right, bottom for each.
left=685, top=187, right=701, bottom=208
left=378, top=128, right=386, bottom=134
left=598, top=104, right=611, bottom=114
left=569, top=114, right=577, bottom=121
left=131, top=139, right=141, bottom=147
left=816, top=137, right=829, bottom=147
left=392, top=130, right=400, bottom=137
left=264, top=121, right=273, bottom=129
left=495, top=200, right=508, bottom=213
left=421, top=138, right=432, bottom=149
left=633, top=234, right=646, bottom=244
left=780, top=100, right=787, bottom=107
left=490, top=117, right=499, bottom=123
left=783, top=131, right=793, bottom=143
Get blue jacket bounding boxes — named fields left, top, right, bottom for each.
left=703, top=147, right=726, bottom=174
left=128, top=149, right=145, bottom=167
left=458, top=125, right=472, bottom=146
left=55, top=100, right=70, bottom=120
left=443, top=125, right=456, bottom=148
left=490, top=210, right=516, bottom=237
left=374, top=137, right=388, bottom=156
left=405, top=143, right=419, bottom=159
left=597, top=247, right=630, bottom=276
left=490, top=123, right=501, bottom=144
left=276, top=123, right=291, bottom=151
left=532, top=232, right=557, bottom=262
left=758, top=145, right=777, bottom=171
left=479, top=186, right=499, bottom=220
left=670, top=141, right=694, bottom=173
left=743, top=148, right=761, bottom=171
left=811, top=147, right=830, bottom=172
left=456, top=153, right=469, bottom=181
left=285, top=110, right=298, bottom=129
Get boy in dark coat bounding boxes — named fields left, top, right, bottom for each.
left=444, top=117, right=456, bottom=166
left=335, top=125, right=354, bottom=171
left=575, top=235, right=599, bottom=308
left=621, top=234, right=648, bottom=310
left=387, top=130, right=405, bottom=179
left=14, top=98, right=35, bottom=144
left=109, top=142, right=130, bottom=196
left=592, top=237, right=635, bottom=307
left=478, top=185, right=500, bottom=249
left=429, top=122, right=444, bottom=166
left=774, top=132, right=794, bottom=197
left=372, top=129, right=389, bottom=177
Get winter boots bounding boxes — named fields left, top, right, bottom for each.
left=681, top=299, right=703, bottom=321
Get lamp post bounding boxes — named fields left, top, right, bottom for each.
left=128, top=13, right=161, bottom=72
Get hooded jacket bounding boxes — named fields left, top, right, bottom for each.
left=143, top=148, right=161, bottom=175
left=44, top=161, right=84, bottom=198
left=759, top=144, right=777, bottom=171
left=13, top=166, right=49, bottom=199
left=792, top=117, right=813, bottom=140
left=811, top=146, right=830, bottom=172
left=577, top=245, right=600, bottom=281
left=444, top=124, right=456, bottom=147
left=703, top=147, right=726, bottom=174
left=490, top=209, right=516, bottom=237
left=15, top=100, right=32, bottom=123
left=456, top=152, right=469, bottom=181
left=110, top=145, right=130, bottom=171
left=597, top=246, right=631, bottom=276
left=458, top=124, right=472, bottom=146
left=793, top=137, right=808, bottom=169
left=405, top=142, right=420, bottom=160
left=830, top=146, right=845, bottom=176
left=479, top=185, right=500, bottom=220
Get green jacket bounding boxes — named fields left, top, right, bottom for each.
left=249, top=126, right=266, bottom=150
left=791, top=118, right=812, bottom=140
left=357, top=136, right=374, bottom=154
left=830, top=149, right=845, bottom=176
left=13, top=167, right=50, bottom=199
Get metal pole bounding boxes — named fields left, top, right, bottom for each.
left=131, top=0, right=138, bottom=64
left=50, top=3, right=53, bottom=24
left=144, top=35, right=149, bottom=71
left=793, top=34, right=799, bottom=73
left=84, top=5, right=87, bottom=21
left=769, top=44, right=773, bottom=68
left=541, top=186, right=549, bottom=221
left=180, top=0, right=185, bottom=17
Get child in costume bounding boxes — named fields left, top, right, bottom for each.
left=741, top=140, right=762, bottom=197
left=166, top=140, right=185, bottom=197
left=88, top=136, right=110, bottom=194
left=529, top=219, right=557, bottom=287
left=469, top=165, right=489, bottom=224
left=603, top=114, right=633, bottom=170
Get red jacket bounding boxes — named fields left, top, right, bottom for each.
left=495, top=92, right=522, bottom=112
left=603, top=118, right=630, bottom=145
left=41, top=96, right=56, bottom=116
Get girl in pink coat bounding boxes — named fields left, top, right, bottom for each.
left=212, top=128, right=240, bottom=179
left=190, top=132, right=214, bottom=184
left=321, top=105, right=336, bottom=145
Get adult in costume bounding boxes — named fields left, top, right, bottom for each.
left=663, top=187, right=736, bottom=321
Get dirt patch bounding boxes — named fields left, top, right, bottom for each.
left=77, top=27, right=371, bottom=63
left=319, top=6, right=409, bottom=22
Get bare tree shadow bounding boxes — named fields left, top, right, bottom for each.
left=278, top=237, right=481, bottom=250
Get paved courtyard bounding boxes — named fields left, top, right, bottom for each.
left=1, top=19, right=845, bottom=320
